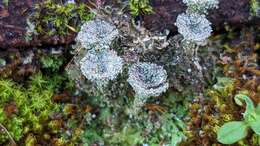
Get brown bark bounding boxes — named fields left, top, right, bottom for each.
left=0, top=0, right=259, bottom=49
left=143, top=0, right=259, bottom=32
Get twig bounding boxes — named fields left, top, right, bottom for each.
left=0, top=123, right=17, bottom=146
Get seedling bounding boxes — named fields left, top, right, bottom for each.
left=217, top=94, right=260, bottom=144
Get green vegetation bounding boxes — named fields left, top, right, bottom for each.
left=129, top=0, right=153, bottom=16
left=1, top=1, right=259, bottom=145
left=81, top=111, right=186, bottom=146
left=0, top=73, right=65, bottom=144
left=250, top=0, right=260, bottom=16
left=32, top=0, right=94, bottom=36
left=40, top=54, right=64, bottom=72
left=217, top=94, right=260, bottom=144
left=3, top=0, right=9, bottom=7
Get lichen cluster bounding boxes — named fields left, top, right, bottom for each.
left=128, top=62, right=168, bottom=98
left=175, top=13, right=212, bottom=43
left=80, top=49, right=123, bottom=87
left=1, top=0, right=259, bottom=146
left=72, top=18, right=170, bottom=116
left=176, top=0, right=218, bottom=44
left=183, top=0, right=219, bottom=14
left=73, top=18, right=123, bottom=89
left=76, top=19, right=119, bottom=49
left=128, top=62, right=169, bottom=115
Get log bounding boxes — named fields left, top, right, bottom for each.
left=0, top=0, right=259, bottom=49
left=143, top=0, right=259, bottom=32
left=0, top=0, right=76, bottom=49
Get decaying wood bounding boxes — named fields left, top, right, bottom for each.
left=143, top=0, right=259, bottom=32
left=0, top=0, right=259, bottom=49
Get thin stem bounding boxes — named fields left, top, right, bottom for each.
left=0, top=123, right=17, bottom=145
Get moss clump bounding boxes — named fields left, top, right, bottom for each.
left=40, top=54, right=64, bottom=72
left=129, top=0, right=153, bottom=16
left=250, top=0, right=260, bottom=17
left=32, top=0, right=94, bottom=36
left=0, top=73, right=62, bottom=144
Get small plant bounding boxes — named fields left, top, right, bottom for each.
left=40, top=55, right=64, bottom=72
left=217, top=94, right=260, bottom=144
left=129, top=0, right=153, bottom=16
left=250, top=0, right=260, bottom=17
left=0, top=73, right=64, bottom=144
left=3, top=0, right=9, bottom=7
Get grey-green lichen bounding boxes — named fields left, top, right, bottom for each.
left=175, top=13, right=212, bottom=43
left=80, top=49, right=123, bottom=88
left=128, top=62, right=169, bottom=98
left=76, top=19, right=119, bottom=49
left=127, top=62, right=169, bottom=116
left=183, top=0, right=219, bottom=14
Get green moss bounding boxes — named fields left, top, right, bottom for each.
left=129, top=0, right=153, bottom=16
left=250, top=0, right=259, bottom=17
left=0, top=73, right=64, bottom=144
left=40, top=55, right=64, bottom=72
left=3, top=0, right=9, bottom=7
left=32, top=0, right=94, bottom=36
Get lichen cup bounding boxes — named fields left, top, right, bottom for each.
left=80, top=49, right=123, bottom=89
left=127, top=62, right=169, bottom=117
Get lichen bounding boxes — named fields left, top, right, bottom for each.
left=80, top=49, right=123, bottom=88
left=183, top=0, right=219, bottom=14
left=175, top=13, right=212, bottom=43
left=127, top=62, right=169, bottom=116
left=128, top=62, right=169, bottom=98
left=76, top=19, right=119, bottom=49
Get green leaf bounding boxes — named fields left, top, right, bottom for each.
left=249, top=114, right=260, bottom=135
left=234, top=94, right=255, bottom=120
left=256, top=104, right=260, bottom=114
left=217, top=121, right=248, bottom=144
